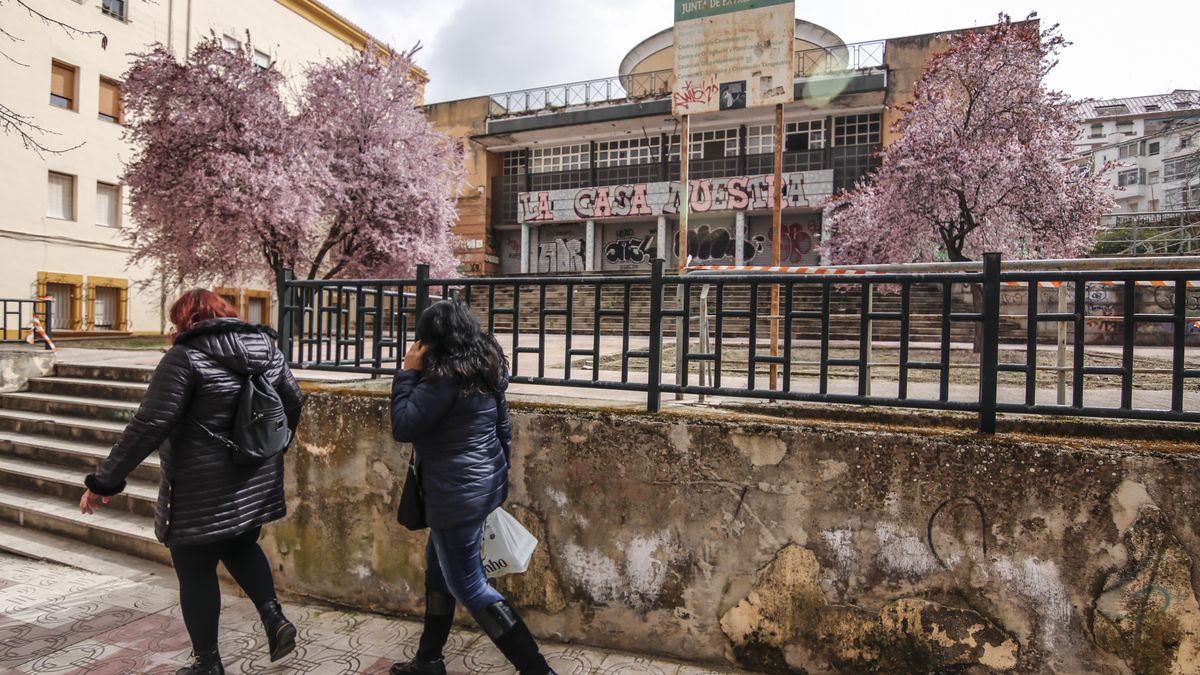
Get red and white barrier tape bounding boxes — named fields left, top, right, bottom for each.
left=689, top=265, right=1198, bottom=287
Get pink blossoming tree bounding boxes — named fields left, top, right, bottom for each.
left=121, top=38, right=462, bottom=283
left=298, top=46, right=462, bottom=279
left=825, top=15, right=1112, bottom=265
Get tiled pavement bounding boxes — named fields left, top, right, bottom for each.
left=0, top=553, right=742, bottom=675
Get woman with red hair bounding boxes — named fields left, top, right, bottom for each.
left=80, top=289, right=303, bottom=675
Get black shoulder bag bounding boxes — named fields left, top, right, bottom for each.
left=397, top=450, right=426, bottom=530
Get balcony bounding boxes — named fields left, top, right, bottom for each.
left=491, top=146, right=880, bottom=225
left=486, top=40, right=888, bottom=120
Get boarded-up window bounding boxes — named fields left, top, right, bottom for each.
left=47, top=172, right=75, bottom=220
left=50, top=61, right=77, bottom=110
left=99, top=78, right=122, bottom=123
left=97, top=183, right=120, bottom=227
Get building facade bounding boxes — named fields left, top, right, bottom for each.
left=1070, top=91, right=1200, bottom=215
left=429, top=21, right=1010, bottom=276
left=0, top=0, right=394, bottom=336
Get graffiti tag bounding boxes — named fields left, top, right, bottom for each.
left=673, top=79, right=718, bottom=111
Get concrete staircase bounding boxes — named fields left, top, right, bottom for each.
left=0, top=364, right=167, bottom=565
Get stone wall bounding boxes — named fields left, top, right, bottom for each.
left=265, top=388, right=1200, bottom=673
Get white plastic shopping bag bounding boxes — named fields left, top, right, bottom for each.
left=481, top=507, right=538, bottom=578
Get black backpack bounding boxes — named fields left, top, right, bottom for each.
left=190, top=343, right=292, bottom=466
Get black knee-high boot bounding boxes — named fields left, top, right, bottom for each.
left=475, top=601, right=556, bottom=675
left=392, top=590, right=456, bottom=675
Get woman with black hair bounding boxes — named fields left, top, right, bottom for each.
left=389, top=300, right=555, bottom=675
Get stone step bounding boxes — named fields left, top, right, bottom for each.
left=0, top=430, right=160, bottom=482
left=54, top=363, right=156, bottom=384
left=0, top=409, right=125, bottom=446
left=0, top=520, right=167, bottom=580
left=0, top=391, right=139, bottom=423
left=27, top=376, right=149, bottom=403
left=0, top=456, right=157, bottom=518
left=0, top=486, right=166, bottom=565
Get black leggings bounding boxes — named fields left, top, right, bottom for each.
left=168, top=526, right=277, bottom=652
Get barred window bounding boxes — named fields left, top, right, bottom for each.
left=1165, top=185, right=1200, bottom=210
left=1117, top=169, right=1143, bottom=187
left=529, top=144, right=590, bottom=173
left=1164, top=155, right=1199, bottom=181
left=1118, top=143, right=1140, bottom=159
left=833, top=113, right=881, bottom=147
left=502, top=151, right=526, bottom=176
left=595, top=136, right=660, bottom=168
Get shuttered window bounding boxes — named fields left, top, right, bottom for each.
left=99, top=78, right=122, bottom=123
left=50, top=61, right=77, bottom=110
left=97, top=183, right=120, bottom=227
left=47, top=172, right=75, bottom=220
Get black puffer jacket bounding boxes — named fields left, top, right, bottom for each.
left=85, top=319, right=303, bottom=547
left=391, top=369, right=510, bottom=529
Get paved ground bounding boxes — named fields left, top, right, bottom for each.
left=0, top=551, right=741, bottom=675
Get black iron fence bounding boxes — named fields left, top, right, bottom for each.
left=277, top=256, right=1200, bottom=433
left=1, top=298, right=54, bottom=347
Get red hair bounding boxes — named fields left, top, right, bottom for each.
left=170, top=289, right=239, bottom=341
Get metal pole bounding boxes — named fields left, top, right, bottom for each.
left=1057, top=285, right=1067, bottom=405
left=979, top=253, right=1002, bottom=434
left=415, top=264, right=430, bottom=323
left=770, top=103, right=783, bottom=391
left=676, top=114, right=690, bottom=400
left=275, top=267, right=294, bottom=357
left=647, top=259, right=665, bottom=412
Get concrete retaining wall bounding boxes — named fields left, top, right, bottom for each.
left=266, top=389, right=1200, bottom=673
left=0, top=347, right=55, bottom=393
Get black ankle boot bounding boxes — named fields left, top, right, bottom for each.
left=258, top=599, right=297, bottom=662
left=175, top=647, right=224, bottom=675
left=392, top=590, right=455, bottom=675
left=475, top=601, right=555, bottom=675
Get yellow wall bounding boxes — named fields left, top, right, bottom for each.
left=426, top=96, right=497, bottom=275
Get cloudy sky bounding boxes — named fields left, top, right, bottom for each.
left=323, top=0, right=1197, bottom=104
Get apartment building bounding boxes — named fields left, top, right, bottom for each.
left=0, top=0, right=396, bottom=335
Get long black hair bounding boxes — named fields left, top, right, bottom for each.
left=416, top=300, right=508, bottom=396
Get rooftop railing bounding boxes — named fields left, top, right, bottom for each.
left=487, top=40, right=888, bottom=119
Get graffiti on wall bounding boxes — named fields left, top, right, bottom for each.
left=780, top=220, right=821, bottom=264
left=605, top=230, right=657, bottom=265
left=517, top=171, right=834, bottom=223
left=538, top=237, right=584, bottom=273
left=673, top=226, right=769, bottom=262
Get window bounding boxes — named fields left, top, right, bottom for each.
left=47, top=172, right=75, bottom=220
left=1149, top=171, right=1160, bottom=183
left=1165, top=185, right=1200, bottom=210
left=252, top=50, right=271, bottom=71
left=1163, top=155, right=1199, bottom=182
left=96, top=183, right=120, bottom=227
left=1117, top=169, right=1144, bottom=187
left=1089, top=123, right=1104, bottom=139
left=1145, top=104, right=1161, bottom=112
left=38, top=273, right=84, bottom=331
left=1118, top=143, right=1139, bottom=159
left=688, top=128, right=739, bottom=160
left=87, top=277, right=128, bottom=331
left=101, top=0, right=126, bottom=20
left=529, top=144, right=589, bottom=173
left=787, top=119, right=825, bottom=151
left=745, top=125, right=774, bottom=155
left=222, top=35, right=241, bottom=53
left=92, top=287, right=119, bottom=329
left=1182, top=136, right=1193, bottom=150
left=833, top=113, right=881, bottom=147
left=501, top=151, right=526, bottom=176
left=98, top=78, right=122, bottom=123
left=1095, top=104, right=1131, bottom=116
left=1149, top=142, right=1160, bottom=156
left=50, top=61, right=77, bottom=110
left=595, top=136, right=660, bottom=168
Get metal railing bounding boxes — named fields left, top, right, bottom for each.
left=1, top=298, right=54, bottom=348
left=277, top=256, right=1200, bottom=433
left=1094, top=210, right=1200, bottom=256
left=487, top=41, right=888, bottom=118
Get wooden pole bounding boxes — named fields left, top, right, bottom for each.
left=678, top=114, right=690, bottom=275
left=770, top=103, right=783, bottom=391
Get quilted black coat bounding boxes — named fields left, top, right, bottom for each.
left=85, top=318, right=303, bottom=547
left=391, top=369, right=511, bottom=529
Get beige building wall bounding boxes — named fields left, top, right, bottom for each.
left=0, top=0, right=390, bottom=336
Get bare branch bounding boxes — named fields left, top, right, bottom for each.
left=0, top=101, right=84, bottom=156
left=11, top=0, right=110, bottom=48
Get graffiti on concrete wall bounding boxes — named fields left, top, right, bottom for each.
left=605, top=232, right=657, bottom=265
left=538, top=237, right=584, bottom=273
left=518, top=171, right=834, bottom=223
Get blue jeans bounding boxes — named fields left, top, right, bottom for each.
left=425, top=521, right=503, bottom=614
